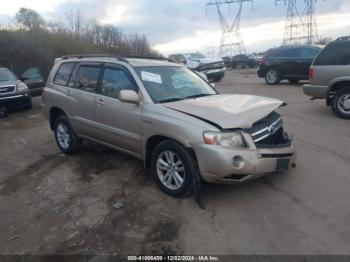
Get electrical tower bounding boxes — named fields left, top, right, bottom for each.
left=276, top=0, right=318, bottom=46
left=303, top=0, right=318, bottom=44
left=207, top=0, right=253, bottom=57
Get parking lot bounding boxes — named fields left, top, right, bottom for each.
left=0, top=68, right=349, bottom=255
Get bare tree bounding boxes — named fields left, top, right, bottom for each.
left=15, top=8, right=44, bottom=30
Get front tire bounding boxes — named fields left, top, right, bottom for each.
left=54, top=115, right=82, bottom=154
left=331, top=88, right=350, bottom=119
left=265, top=68, right=280, bottom=85
left=151, top=140, right=197, bottom=197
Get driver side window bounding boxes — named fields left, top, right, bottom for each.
left=100, top=67, right=136, bottom=99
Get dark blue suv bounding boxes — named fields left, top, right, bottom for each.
left=257, top=45, right=323, bottom=85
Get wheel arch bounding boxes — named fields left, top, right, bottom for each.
left=144, top=135, right=198, bottom=170
left=49, top=107, right=66, bottom=130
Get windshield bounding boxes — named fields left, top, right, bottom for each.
left=0, top=69, right=17, bottom=82
left=135, top=66, right=217, bottom=103
left=184, top=53, right=206, bottom=60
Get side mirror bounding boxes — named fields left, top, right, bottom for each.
left=119, top=90, right=140, bottom=105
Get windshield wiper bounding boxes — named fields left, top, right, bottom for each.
left=185, top=94, right=213, bottom=99
left=159, top=97, right=184, bottom=103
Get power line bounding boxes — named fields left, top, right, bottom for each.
left=207, top=0, right=253, bottom=57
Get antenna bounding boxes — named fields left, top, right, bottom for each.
left=207, top=0, right=253, bottom=57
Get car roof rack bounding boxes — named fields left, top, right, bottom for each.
left=61, top=54, right=129, bottom=63
left=336, top=36, right=350, bottom=41
left=120, top=55, right=170, bottom=62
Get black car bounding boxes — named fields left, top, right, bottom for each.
left=230, top=54, right=258, bottom=68
left=257, top=45, right=323, bottom=85
left=0, top=67, right=32, bottom=111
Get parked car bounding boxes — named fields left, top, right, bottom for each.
left=223, top=54, right=258, bottom=68
left=257, top=45, right=323, bottom=85
left=303, top=37, right=350, bottom=119
left=43, top=55, right=296, bottom=197
left=0, top=67, right=32, bottom=110
left=20, top=67, right=45, bottom=97
left=169, top=52, right=226, bottom=82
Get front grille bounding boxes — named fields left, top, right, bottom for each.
left=248, top=112, right=283, bottom=142
left=0, top=85, right=16, bottom=94
left=248, top=111, right=290, bottom=147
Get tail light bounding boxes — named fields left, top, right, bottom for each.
left=257, top=58, right=266, bottom=65
left=308, top=67, right=314, bottom=80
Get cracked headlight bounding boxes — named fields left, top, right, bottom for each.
left=17, top=82, right=29, bottom=92
left=203, top=131, right=246, bottom=148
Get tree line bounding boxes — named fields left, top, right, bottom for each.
left=0, top=8, right=161, bottom=78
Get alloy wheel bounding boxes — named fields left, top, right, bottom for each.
left=56, top=123, right=71, bottom=149
left=156, top=151, right=185, bottom=190
left=337, top=93, right=350, bottom=115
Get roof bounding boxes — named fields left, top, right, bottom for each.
left=57, top=54, right=181, bottom=67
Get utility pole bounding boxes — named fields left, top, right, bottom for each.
left=276, top=0, right=305, bottom=46
left=207, top=0, right=253, bottom=58
left=277, top=0, right=319, bottom=46
left=303, top=0, right=318, bottom=45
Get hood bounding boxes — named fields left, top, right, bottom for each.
left=163, top=94, right=284, bottom=129
left=0, top=80, right=20, bottom=86
left=197, top=58, right=223, bottom=64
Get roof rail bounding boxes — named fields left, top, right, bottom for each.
left=336, top=36, right=350, bottom=41
left=120, top=55, right=170, bottom=61
left=61, top=54, right=129, bottom=63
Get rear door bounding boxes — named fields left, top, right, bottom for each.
left=62, top=62, right=102, bottom=137
left=273, top=48, right=301, bottom=78
left=298, top=47, right=321, bottom=79
left=93, top=64, right=142, bottom=156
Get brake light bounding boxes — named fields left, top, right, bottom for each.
left=257, top=57, right=266, bottom=65
left=308, top=67, right=314, bottom=80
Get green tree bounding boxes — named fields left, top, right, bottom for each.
left=15, top=8, right=44, bottom=30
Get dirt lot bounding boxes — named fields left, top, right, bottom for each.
left=0, top=68, right=349, bottom=255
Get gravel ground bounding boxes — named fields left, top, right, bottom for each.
left=0, top=68, right=349, bottom=255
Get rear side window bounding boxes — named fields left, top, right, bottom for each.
left=300, top=47, right=321, bottom=58
left=54, top=63, right=75, bottom=86
left=314, top=41, right=350, bottom=65
left=276, top=48, right=300, bottom=58
left=75, top=66, right=101, bottom=92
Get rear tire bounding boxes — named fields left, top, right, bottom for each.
left=150, top=140, right=197, bottom=197
left=54, top=115, right=82, bottom=154
left=265, top=68, right=280, bottom=85
left=331, top=87, right=350, bottom=119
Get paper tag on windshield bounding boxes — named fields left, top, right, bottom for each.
left=141, top=71, right=162, bottom=84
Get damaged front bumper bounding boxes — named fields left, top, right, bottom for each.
left=193, top=133, right=296, bottom=184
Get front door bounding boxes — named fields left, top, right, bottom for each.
left=93, top=64, right=142, bottom=156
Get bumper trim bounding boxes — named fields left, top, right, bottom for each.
left=0, top=95, right=24, bottom=100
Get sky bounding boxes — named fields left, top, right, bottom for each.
left=0, top=0, right=349, bottom=56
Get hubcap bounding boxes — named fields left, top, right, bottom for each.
left=337, top=94, right=350, bottom=115
left=56, top=123, right=70, bottom=149
left=156, top=151, right=185, bottom=190
left=266, top=70, right=277, bottom=84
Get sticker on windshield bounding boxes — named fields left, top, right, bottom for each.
left=141, top=71, right=162, bottom=84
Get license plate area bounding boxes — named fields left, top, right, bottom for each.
left=276, top=158, right=290, bottom=171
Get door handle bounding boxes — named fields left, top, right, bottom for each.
left=65, top=89, right=71, bottom=96
left=296, top=60, right=303, bottom=63
left=96, top=99, right=105, bottom=106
